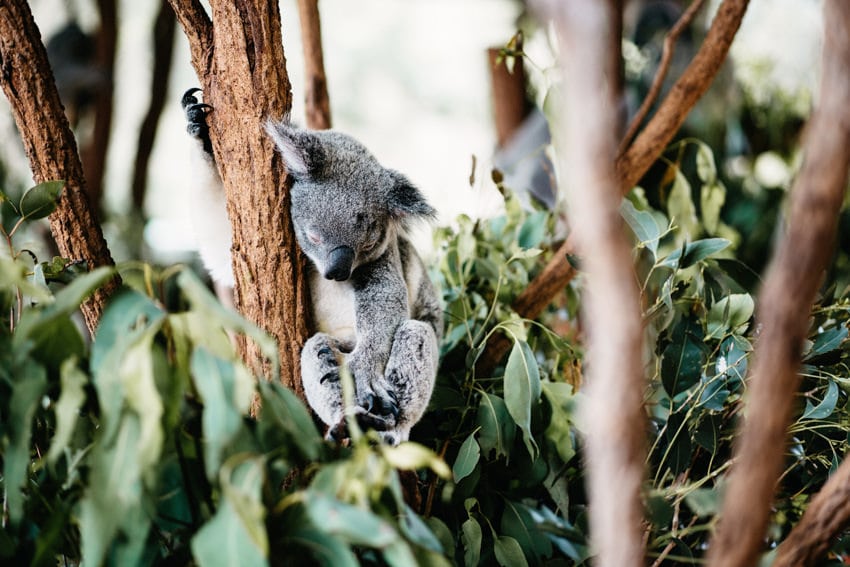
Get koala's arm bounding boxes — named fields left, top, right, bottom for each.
left=347, top=245, right=409, bottom=385
left=181, top=89, right=234, bottom=288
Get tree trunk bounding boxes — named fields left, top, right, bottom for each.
left=531, top=2, right=646, bottom=566
left=79, top=0, right=117, bottom=214
left=297, top=0, right=331, bottom=130
left=168, top=0, right=311, bottom=396
left=707, top=1, right=850, bottom=565
left=0, top=0, right=119, bottom=334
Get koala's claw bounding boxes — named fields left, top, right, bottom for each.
left=181, top=88, right=212, bottom=154
left=319, top=371, right=338, bottom=385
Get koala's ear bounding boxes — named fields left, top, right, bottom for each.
left=388, top=171, right=436, bottom=220
left=265, top=120, right=324, bottom=179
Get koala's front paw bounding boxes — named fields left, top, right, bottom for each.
left=181, top=88, right=212, bottom=154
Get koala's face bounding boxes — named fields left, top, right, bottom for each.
left=266, top=122, right=435, bottom=282
left=290, top=173, right=395, bottom=281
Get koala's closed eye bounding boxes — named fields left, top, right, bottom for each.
left=361, top=226, right=384, bottom=252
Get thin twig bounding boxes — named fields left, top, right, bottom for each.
left=618, top=0, right=708, bottom=154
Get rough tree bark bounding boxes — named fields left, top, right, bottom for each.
left=531, top=2, right=645, bottom=566
left=167, top=0, right=311, bottom=395
left=707, top=1, right=850, bottom=565
left=297, top=0, right=331, bottom=130
left=477, top=0, right=749, bottom=377
left=79, top=0, right=116, bottom=213
left=131, top=0, right=177, bottom=211
left=0, top=0, right=119, bottom=334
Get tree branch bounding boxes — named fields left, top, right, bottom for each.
left=531, top=2, right=646, bottom=565
left=0, top=0, right=119, bottom=334
left=706, top=1, right=850, bottom=565
left=618, top=0, right=708, bottom=154
left=167, top=0, right=212, bottom=78
left=296, top=0, right=331, bottom=130
left=477, top=0, right=749, bottom=376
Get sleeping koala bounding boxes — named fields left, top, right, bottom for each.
left=181, top=89, right=442, bottom=445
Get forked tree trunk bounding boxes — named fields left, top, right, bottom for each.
left=168, top=0, right=311, bottom=395
left=707, top=1, right=850, bottom=565
left=0, top=0, right=119, bottom=334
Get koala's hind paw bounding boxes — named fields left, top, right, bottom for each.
left=181, top=88, right=213, bottom=154
left=363, top=388, right=399, bottom=421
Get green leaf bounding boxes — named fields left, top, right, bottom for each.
left=461, top=517, right=482, bottom=566
left=661, top=318, right=706, bottom=398
left=192, top=457, right=269, bottom=567
left=4, top=360, right=47, bottom=526
left=501, top=500, right=552, bottom=562
left=381, top=442, right=451, bottom=478
left=802, top=381, right=840, bottom=420
left=399, top=504, right=444, bottom=553
left=701, top=181, right=726, bottom=235
left=178, top=269, right=280, bottom=380
left=707, top=294, right=754, bottom=339
left=286, top=527, right=358, bottom=567
left=684, top=487, right=720, bottom=518
left=621, top=199, right=662, bottom=256
left=192, top=349, right=254, bottom=479
left=494, top=535, right=528, bottom=567
left=18, top=180, right=64, bottom=220
left=46, top=358, right=88, bottom=464
left=453, top=432, right=480, bottom=483
left=518, top=210, right=548, bottom=249
left=503, top=340, right=541, bottom=458
left=542, top=382, right=576, bottom=464
left=660, top=238, right=731, bottom=269
left=475, top=393, right=515, bottom=460
left=667, top=169, right=699, bottom=241
left=257, top=381, right=323, bottom=461
left=302, top=491, right=400, bottom=548
left=804, top=325, right=849, bottom=362
left=695, top=141, right=717, bottom=184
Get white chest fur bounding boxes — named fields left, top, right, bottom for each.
left=310, top=271, right=357, bottom=340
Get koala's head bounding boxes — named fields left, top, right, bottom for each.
left=266, top=121, right=435, bottom=281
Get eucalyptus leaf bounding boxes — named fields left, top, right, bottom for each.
left=476, top=393, right=515, bottom=460
left=303, top=491, right=399, bottom=548
left=707, top=293, right=754, bottom=339
left=503, top=339, right=541, bottom=459
left=494, top=535, right=528, bottom=567
left=18, top=180, right=64, bottom=220
left=461, top=517, right=482, bottom=566
left=518, top=210, right=548, bottom=249
left=660, top=238, right=730, bottom=269
left=802, top=381, right=839, bottom=420
left=621, top=198, right=662, bottom=256
left=453, top=432, right=480, bottom=483
left=501, top=499, right=552, bottom=562
left=46, top=358, right=88, bottom=464
left=667, top=170, right=699, bottom=241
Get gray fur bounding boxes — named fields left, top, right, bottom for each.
left=182, top=90, right=442, bottom=444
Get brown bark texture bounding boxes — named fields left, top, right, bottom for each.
left=531, top=2, right=646, bottom=566
left=168, top=0, right=312, bottom=395
left=131, top=0, right=176, bottom=211
left=477, top=0, right=749, bottom=377
left=707, top=1, right=850, bottom=565
left=0, top=0, right=119, bottom=334
left=79, top=0, right=117, bottom=213
left=297, top=0, right=331, bottom=130
left=488, top=41, right=530, bottom=149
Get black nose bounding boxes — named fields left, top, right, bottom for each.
left=324, top=246, right=354, bottom=281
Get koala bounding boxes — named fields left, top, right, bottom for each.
left=181, top=89, right=442, bottom=445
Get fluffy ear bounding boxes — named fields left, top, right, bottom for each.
left=388, top=171, right=436, bottom=219
left=265, top=120, right=324, bottom=179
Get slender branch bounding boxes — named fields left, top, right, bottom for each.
left=530, top=2, right=646, bottom=566
left=131, top=0, right=177, bottom=211
left=618, top=0, right=708, bottom=154
left=706, top=1, right=850, bottom=565
left=166, top=0, right=212, bottom=78
left=773, top=456, right=850, bottom=566
left=296, top=0, right=332, bottom=129
left=79, top=0, right=116, bottom=213
left=0, top=0, right=119, bottom=334
left=476, top=0, right=749, bottom=376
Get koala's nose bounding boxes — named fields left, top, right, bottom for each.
left=324, top=246, right=354, bottom=281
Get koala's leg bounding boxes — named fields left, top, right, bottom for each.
left=181, top=88, right=213, bottom=155
left=376, top=320, right=439, bottom=445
